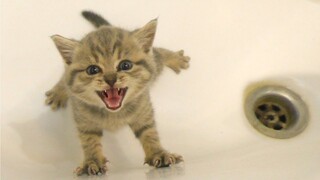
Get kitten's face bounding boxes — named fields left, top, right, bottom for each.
left=52, top=21, right=157, bottom=111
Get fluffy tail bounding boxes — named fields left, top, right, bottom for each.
left=82, top=11, right=111, bottom=28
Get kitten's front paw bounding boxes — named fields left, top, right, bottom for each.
left=145, top=151, right=183, bottom=168
left=166, top=50, right=190, bottom=74
left=45, top=87, right=68, bottom=110
left=74, top=159, right=108, bottom=176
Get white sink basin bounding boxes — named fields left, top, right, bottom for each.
left=2, top=0, right=320, bottom=179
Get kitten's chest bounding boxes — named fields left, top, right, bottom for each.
left=72, top=98, right=141, bottom=131
left=100, top=113, right=131, bottom=131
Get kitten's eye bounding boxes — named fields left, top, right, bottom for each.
left=118, top=60, right=133, bottom=71
left=86, top=65, right=101, bottom=75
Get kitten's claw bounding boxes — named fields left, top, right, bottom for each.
left=45, top=85, right=68, bottom=110
left=165, top=50, right=190, bottom=74
left=172, top=50, right=190, bottom=73
left=154, top=159, right=161, bottom=167
left=180, top=56, right=190, bottom=69
left=177, top=50, right=184, bottom=56
left=145, top=151, right=183, bottom=168
left=75, top=160, right=108, bottom=176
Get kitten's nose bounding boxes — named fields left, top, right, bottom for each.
left=104, top=73, right=117, bottom=87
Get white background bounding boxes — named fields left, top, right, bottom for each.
left=2, top=0, right=320, bottom=179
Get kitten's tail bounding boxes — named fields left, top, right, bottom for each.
left=82, top=10, right=111, bottom=28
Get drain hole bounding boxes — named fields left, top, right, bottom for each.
left=279, top=115, right=287, bottom=123
left=258, top=104, right=267, bottom=111
left=254, top=102, right=290, bottom=131
left=272, top=105, right=281, bottom=112
left=273, top=124, right=283, bottom=130
left=245, top=85, right=309, bottom=139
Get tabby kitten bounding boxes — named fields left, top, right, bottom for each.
left=46, top=11, right=190, bottom=176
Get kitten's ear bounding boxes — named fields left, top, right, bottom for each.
left=51, top=35, right=79, bottom=65
left=133, top=19, right=157, bottom=53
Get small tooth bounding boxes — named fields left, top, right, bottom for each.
left=103, top=90, right=108, bottom=97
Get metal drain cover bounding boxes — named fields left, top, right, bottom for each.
left=244, top=85, right=309, bottom=139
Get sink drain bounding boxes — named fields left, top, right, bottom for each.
left=244, top=85, right=309, bottom=139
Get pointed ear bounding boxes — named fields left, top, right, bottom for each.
left=51, top=35, right=79, bottom=65
left=133, top=19, right=157, bottom=53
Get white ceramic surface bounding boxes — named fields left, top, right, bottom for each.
left=2, top=0, right=320, bottom=179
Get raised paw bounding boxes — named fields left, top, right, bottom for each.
left=74, top=159, right=108, bottom=176
left=164, top=50, right=190, bottom=74
left=145, top=151, right=183, bottom=168
left=45, top=84, right=68, bottom=110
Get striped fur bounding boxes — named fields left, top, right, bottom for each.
left=46, top=11, right=189, bottom=176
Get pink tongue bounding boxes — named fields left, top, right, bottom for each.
left=105, top=89, right=121, bottom=109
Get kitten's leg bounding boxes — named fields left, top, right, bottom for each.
left=45, top=77, right=68, bottom=110
left=130, top=112, right=183, bottom=167
left=74, top=128, right=108, bottom=176
left=153, top=47, right=190, bottom=74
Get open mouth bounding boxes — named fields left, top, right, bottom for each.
left=97, top=87, right=128, bottom=110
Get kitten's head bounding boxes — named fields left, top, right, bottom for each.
left=51, top=20, right=157, bottom=111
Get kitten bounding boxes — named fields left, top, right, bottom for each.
left=46, top=11, right=190, bottom=176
